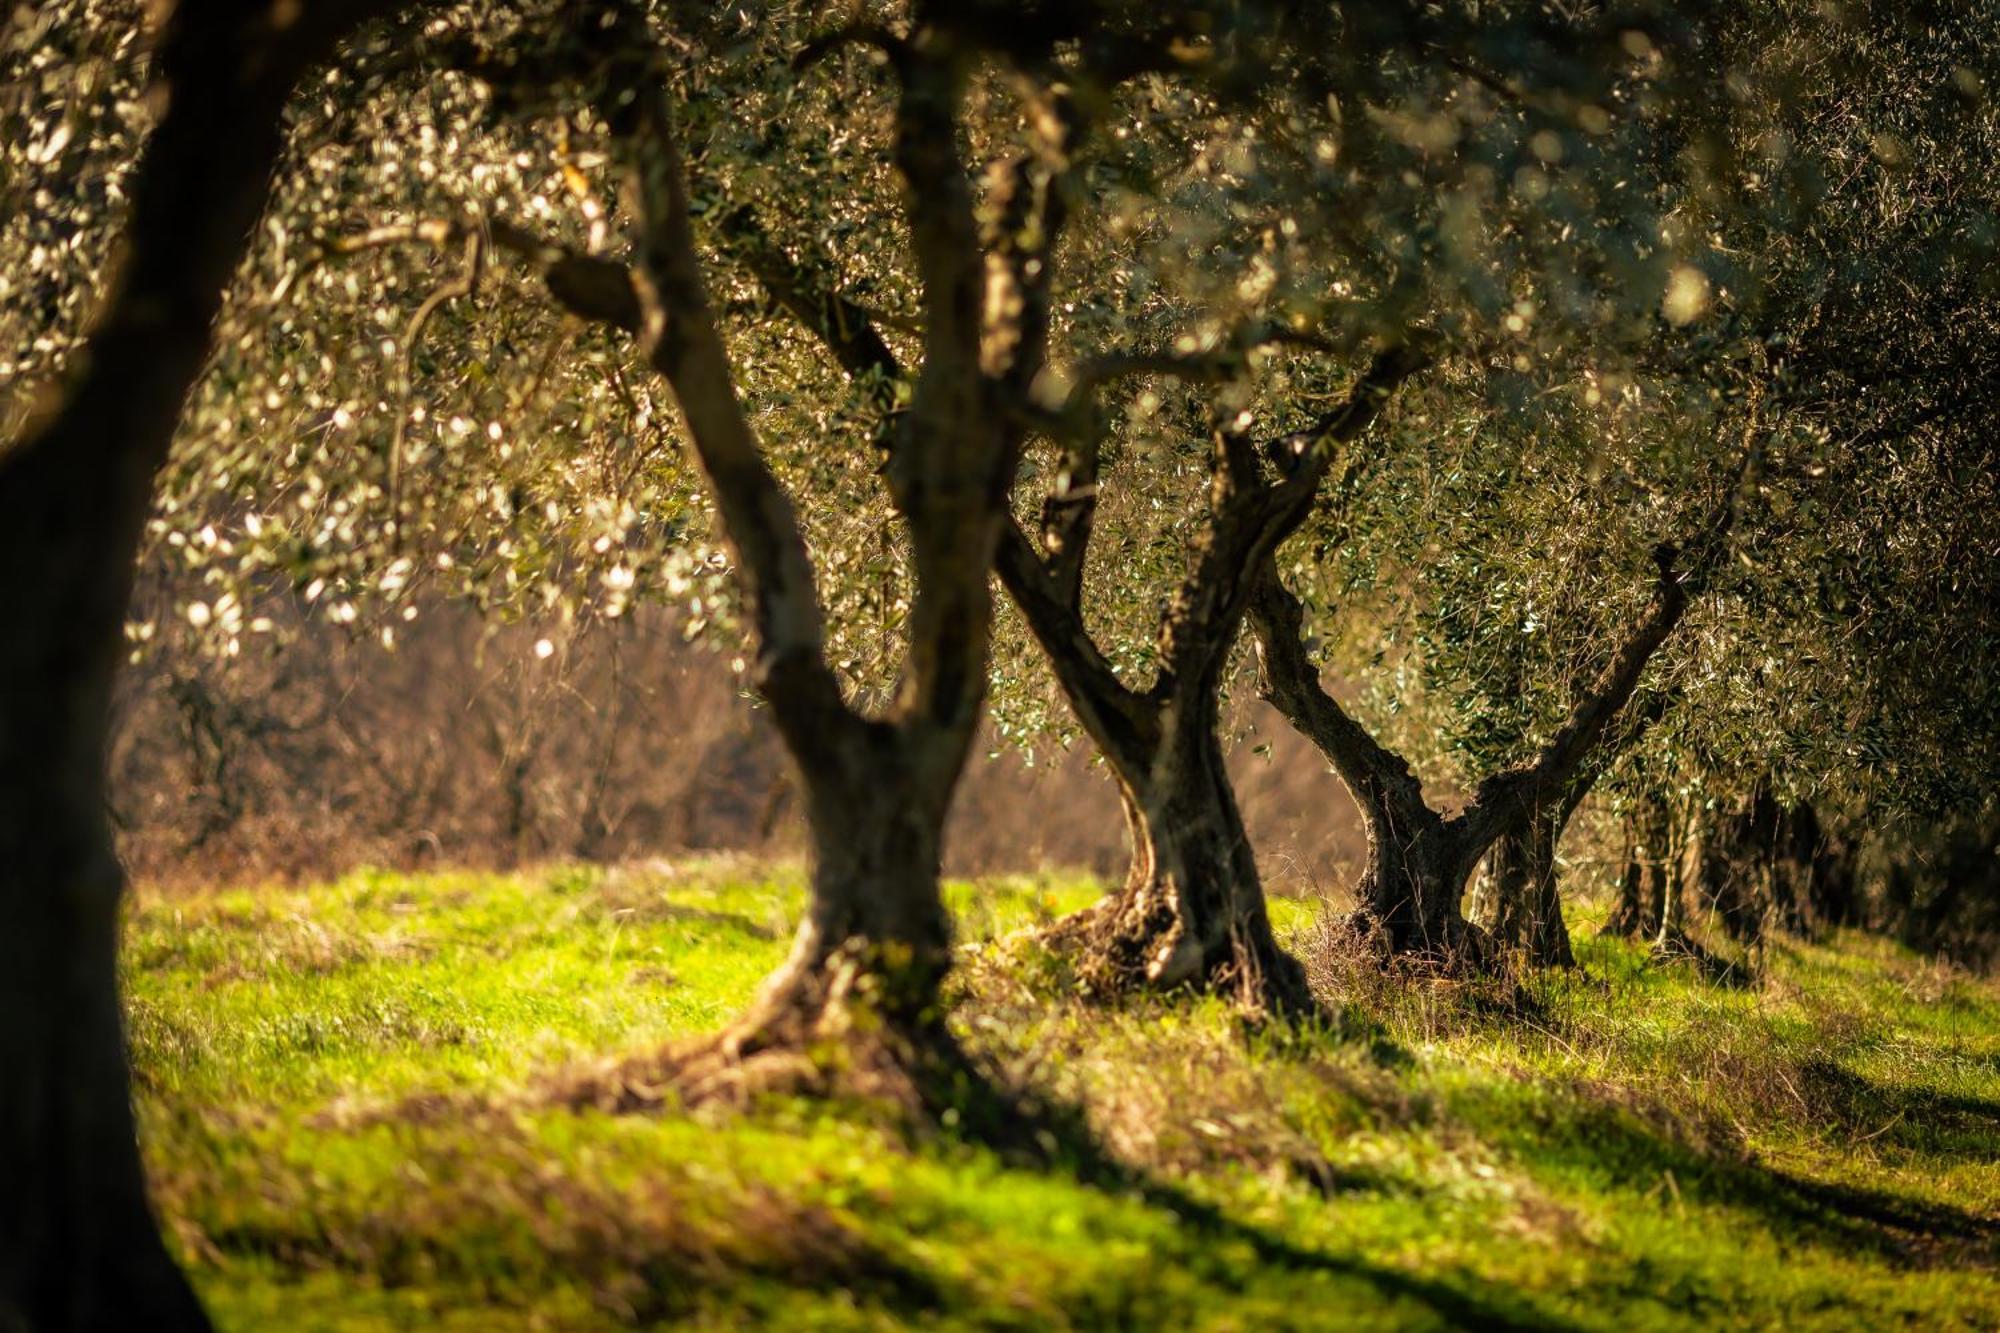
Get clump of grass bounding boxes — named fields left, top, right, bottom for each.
left=128, top=862, right=2000, bottom=1329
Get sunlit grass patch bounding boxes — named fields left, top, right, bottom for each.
left=129, top=862, right=2000, bottom=1329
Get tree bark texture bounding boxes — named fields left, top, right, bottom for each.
left=1050, top=678, right=1309, bottom=1011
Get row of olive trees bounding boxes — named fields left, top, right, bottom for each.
left=4, top=1, right=1995, bottom=1326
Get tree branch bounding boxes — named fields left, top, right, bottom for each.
left=1155, top=339, right=1433, bottom=695
left=387, top=227, right=482, bottom=547
left=608, top=60, right=853, bottom=746
left=297, top=216, right=642, bottom=330
left=1068, top=323, right=1346, bottom=402
left=1248, top=560, right=1429, bottom=812
left=892, top=34, right=985, bottom=392
left=1458, top=435, right=1753, bottom=847
left=717, top=207, right=905, bottom=385
left=795, top=22, right=912, bottom=73
left=994, top=516, right=1156, bottom=763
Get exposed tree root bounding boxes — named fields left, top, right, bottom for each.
left=1035, top=890, right=1314, bottom=1021
left=550, top=940, right=1081, bottom=1161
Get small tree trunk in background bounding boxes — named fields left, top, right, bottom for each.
left=1774, top=799, right=1856, bottom=933
left=1748, top=784, right=1813, bottom=936
left=1650, top=811, right=1694, bottom=951
left=1472, top=812, right=1575, bottom=967
left=1694, top=802, right=1766, bottom=943
left=1604, top=794, right=1675, bottom=939
left=1603, top=848, right=1655, bottom=939
left=1798, top=806, right=1860, bottom=928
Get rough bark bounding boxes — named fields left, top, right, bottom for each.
left=993, top=516, right=1309, bottom=1012
left=1693, top=798, right=1772, bottom=943
left=665, top=731, right=965, bottom=1108
left=1039, top=671, right=1309, bottom=1012
left=0, top=3, right=397, bottom=1327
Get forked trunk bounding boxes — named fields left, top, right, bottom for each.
left=1471, top=815, right=1575, bottom=967
left=587, top=43, right=1033, bottom=1118
left=1072, top=712, right=1307, bottom=1013
left=1251, top=496, right=1722, bottom=972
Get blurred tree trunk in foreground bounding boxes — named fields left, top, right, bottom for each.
left=0, top=3, right=393, bottom=1326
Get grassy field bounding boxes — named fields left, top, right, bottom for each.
left=126, top=860, right=2000, bottom=1330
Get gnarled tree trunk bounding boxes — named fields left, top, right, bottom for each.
left=1058, top=692, right=1307, bottom=1011
left=1346, top=789, right=1483, bottom=960
left=1252, top=524, right=1720, bottom=969
left=992, top=348, right=1430, bottom=1012
left=1478, top=694, right=1669, bottom=964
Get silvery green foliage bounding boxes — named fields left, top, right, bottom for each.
left=6, top=1, right=1993, bottom=822
left=1365, top=2, right=1995, bottom=822
left=1, top=0, right=151, bottom=436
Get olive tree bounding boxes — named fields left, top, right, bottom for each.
left=1254, top=0, right=1998, bottom=965
left=0, top=2, right=410, bottom=1326
left=1588, top=0, right=2000, bottom=950
left=249, top=1, right=1321, bottom=1100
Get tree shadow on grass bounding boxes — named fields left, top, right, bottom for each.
left=1468, top=1087, right=2000, bottom=1271
left=1796, top=1055, right=2000, bottom=1168
left=934, top=1071, right=1586, bottom=1333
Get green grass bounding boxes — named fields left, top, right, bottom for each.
left=126, top=859, right=2000, bottom=1329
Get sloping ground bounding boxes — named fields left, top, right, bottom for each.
left=126, top=860, right=1999, bottom=1330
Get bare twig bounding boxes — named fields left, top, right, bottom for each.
left=387, top=227, right=484, bottom=549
